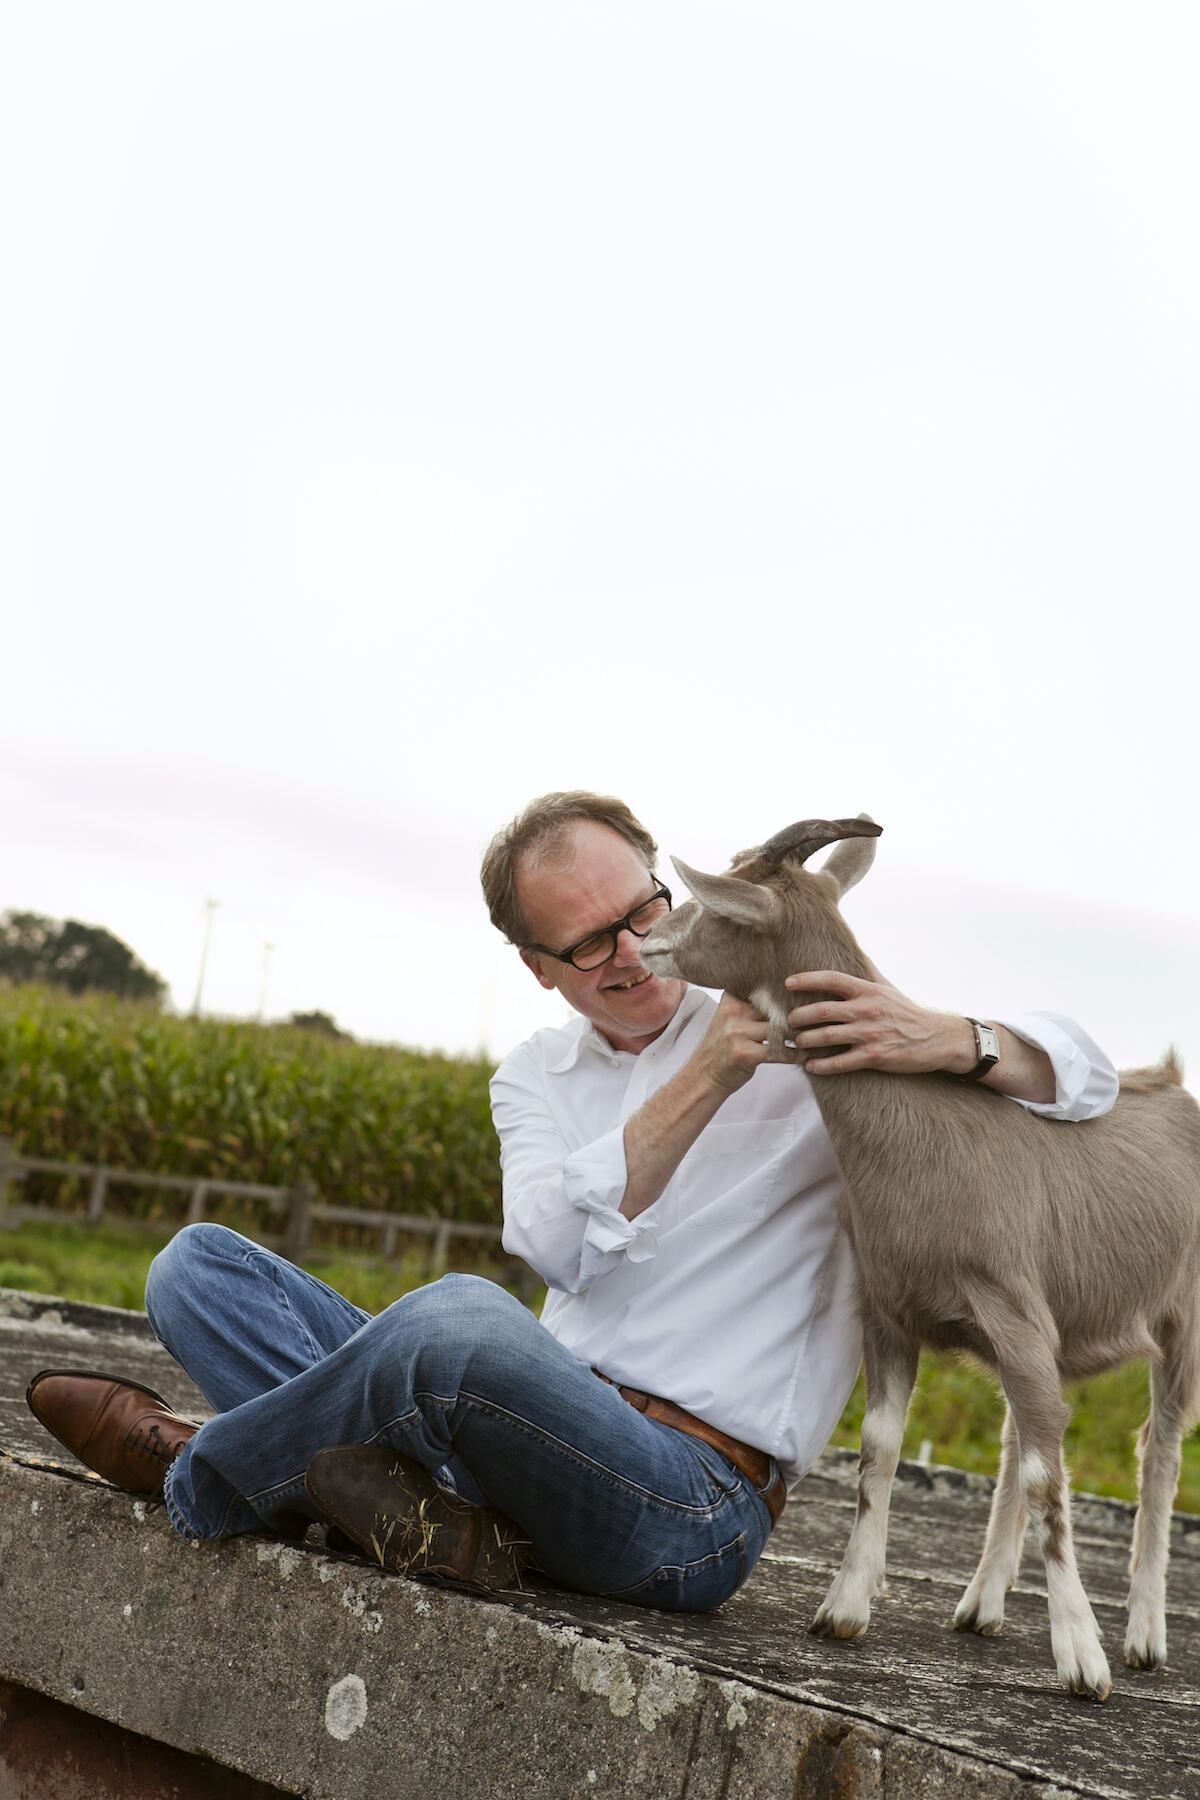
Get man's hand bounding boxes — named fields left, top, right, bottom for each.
left=785, top=967, right=1056, bottom=1102
left=785, top=968, right=976, bottom=1076
left=693, top=992, right=778, bottom=1095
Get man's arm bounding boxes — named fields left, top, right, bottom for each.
left=785, top=968, right=1054, bottom=1101
left=619, top=994, right=774, bottom=1220
left=785, top=967, right=1118, bottom=1116
left=492, top=993, right=778, bottom=1292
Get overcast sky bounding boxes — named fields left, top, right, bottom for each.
left=4, top=3, right=1198, bottom=1083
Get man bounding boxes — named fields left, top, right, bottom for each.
left=28, top=791, right=1118, bottom=1611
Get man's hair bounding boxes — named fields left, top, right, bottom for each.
left=481, top=791, right=658, bottom=946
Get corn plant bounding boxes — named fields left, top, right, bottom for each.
left=0, top=984, right=502, bottom=1225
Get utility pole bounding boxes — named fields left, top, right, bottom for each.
left=191, top=898, right=220, bottom=1016
left=257, top=940, right=275, bottom=1023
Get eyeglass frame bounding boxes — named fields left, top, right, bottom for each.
left=521, top=883, right=673, bottom=971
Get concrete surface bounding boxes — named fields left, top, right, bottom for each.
left=2, top=1287, right=1199, bottom=1799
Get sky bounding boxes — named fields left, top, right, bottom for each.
left=3, top=2, right=1198, bottom=1082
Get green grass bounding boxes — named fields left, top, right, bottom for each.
left=828, top=1353, right=1200, bottom=1516
left=0, top=1218, right=535, bottom=1317
left=4, top=1217, right=1196, bottom=1514
left=0, top=1220, right=163, bottom=1311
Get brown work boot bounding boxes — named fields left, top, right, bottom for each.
left=26, top=1369, right=201, bottom=1495
left=306, top=1444, right=532, bottom=1594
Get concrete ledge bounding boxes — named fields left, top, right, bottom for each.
left=0, top=1454, right=1070, bottom=1800
left=3, top=1289, right=1199, bottom=1799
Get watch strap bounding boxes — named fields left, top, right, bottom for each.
left=962, top=1017, right=1000, bottom=1081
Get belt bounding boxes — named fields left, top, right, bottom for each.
left=594, top=1371, right=787, bottom=1527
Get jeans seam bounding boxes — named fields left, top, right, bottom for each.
left=452, top=1391, right=736, bottom=1518
left=605, top=1530, right=749, bottom=1601
left=234, top=1237, right=364, bottom=1359
left=238, top=1401, right=431, bottom=1509
left=240, top=1395, right=733, bottom=1521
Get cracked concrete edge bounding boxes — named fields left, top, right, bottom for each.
left=0, top=1452, right=1079, bottom=1800
left=0, top=1284, right=159, bottom=1340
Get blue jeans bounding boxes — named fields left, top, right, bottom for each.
left=145, top=1224, right=775, bottom=1611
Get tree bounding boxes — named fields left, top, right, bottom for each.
left=284, top=1009, right=352, bottom=1040
left=0, top=910, right=166, bottom=1004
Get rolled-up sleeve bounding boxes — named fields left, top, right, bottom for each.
left=490, top=1057, right=660, bottom=1294
left=996, top=1011, right=1120, bottom=1122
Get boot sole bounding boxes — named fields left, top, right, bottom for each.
left=306, top=1445, right=530, bottom=1594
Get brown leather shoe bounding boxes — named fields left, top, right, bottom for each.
left=26, top=1369, right=201, bottom=1495
left=306, top=1445, right=532, bottom=1593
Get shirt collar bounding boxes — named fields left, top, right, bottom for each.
left=544, top=984, right=710, bottom=1074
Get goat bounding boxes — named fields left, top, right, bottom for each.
left=637, top=817, right=1200, bottom=1701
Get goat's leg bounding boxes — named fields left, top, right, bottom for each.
left=998, top=1342, right=1110, bottom=1700
left=954, top=1403, right=1028, bottom=1636
left=811, top=1326, right=918, bottom=1639
left=1125, top=1312, right=1199, bottom=1669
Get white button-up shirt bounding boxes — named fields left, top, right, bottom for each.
left=491, top=989, right=1118, bottom=1486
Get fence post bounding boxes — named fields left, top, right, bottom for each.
left=281, top=1181, right=315, bottom=1265
left=86, top=1167, right=109, bottom=1225
left=428, top=1219, right=453, bottom=1282
left=514, top=1262, right=539, bottom=1308
left=0, top=1139, right=16, bottom=1230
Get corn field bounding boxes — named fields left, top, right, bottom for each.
left=0, top=984, right=502, bottom=1226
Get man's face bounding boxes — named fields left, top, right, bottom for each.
left=516, top=820, right=687, bottom=1054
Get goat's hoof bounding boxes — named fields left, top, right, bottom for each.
left=1124, top=1605, right=1166, bottom=1669
left=810, top=1606, right=868, bottom=1641
left=953, top=1606, right=1003, bottom=1637
left=1065, top=1672, right=1112, bottom=1702
left=1061, top=1656, right=1112, bottom=1702
left=953, top=1587, right=1007, bottom=1635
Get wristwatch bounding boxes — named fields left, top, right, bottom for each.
left=962, top=1017, right=1000, bottom=1081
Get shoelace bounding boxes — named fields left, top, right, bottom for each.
left=123, top=1419, right=183, bottom=1469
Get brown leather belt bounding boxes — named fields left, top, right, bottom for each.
left=595, top=1371, right=786, bottom=1527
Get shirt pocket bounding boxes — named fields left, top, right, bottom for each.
left=673, top=1117, right=797, bottom=1227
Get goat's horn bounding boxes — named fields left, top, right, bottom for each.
left=758, top=816, right=883, bottom=869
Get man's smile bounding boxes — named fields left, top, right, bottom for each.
left=606, top=969, right=653, bottom=992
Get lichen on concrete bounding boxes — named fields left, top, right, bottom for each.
left=324, top=1674, right=368, bottom=1742
left=633, top=1655, right=700, bottom=1730
left=339, top=1584, right=384, bottom=1633
left=570, top=1637, right=637, bottom=1718
left=254, top=1541, right=302, bottom=1579
left=718, top=1679, right=750, bottom=1730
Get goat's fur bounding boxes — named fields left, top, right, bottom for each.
left=639, top=818, right=1200, bottom=1701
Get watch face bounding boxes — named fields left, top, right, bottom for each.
left=978, top=1024, right=1000, bottom=1061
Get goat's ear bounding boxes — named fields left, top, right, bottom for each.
left=670, top=856, right=782, bottom=930
left=818, top=812, right=879, bottom=898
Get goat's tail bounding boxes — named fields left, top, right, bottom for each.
left=1119, top=1047, right=1185, bottom=1095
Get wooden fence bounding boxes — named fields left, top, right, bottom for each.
left=0, top=1137, right=536, bottom=1299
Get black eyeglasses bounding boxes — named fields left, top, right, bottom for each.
left=523, top=885, right=673, bottom=971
